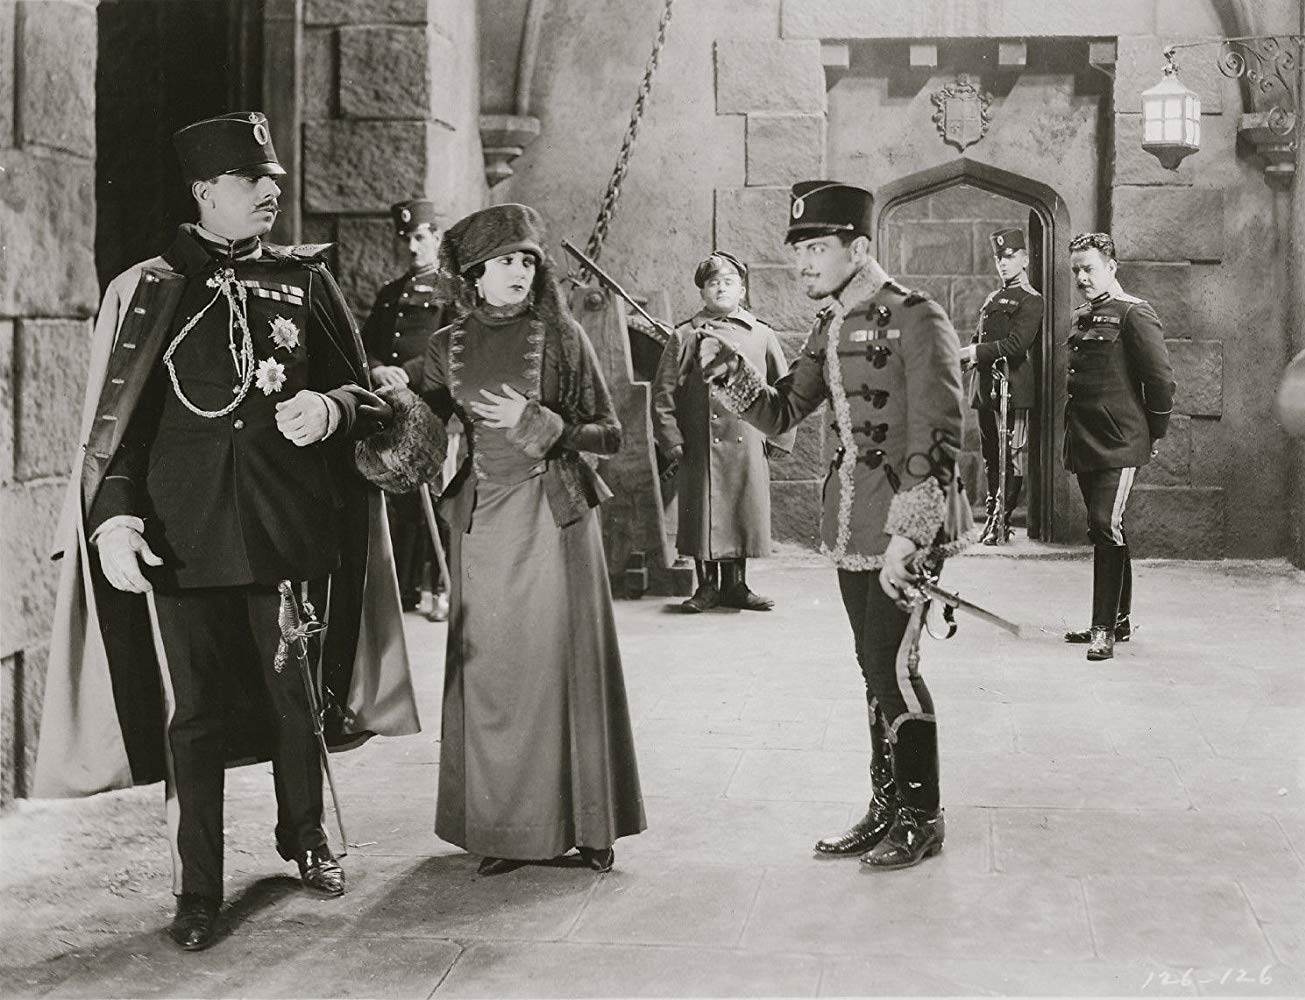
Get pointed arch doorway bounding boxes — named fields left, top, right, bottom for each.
left=875, top=159, right=1072, bottom=542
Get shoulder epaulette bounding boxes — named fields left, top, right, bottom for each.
left=1114, top=291, right=1145, bottom=304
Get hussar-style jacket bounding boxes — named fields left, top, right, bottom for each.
left=715, top=268, right=974, bottom=569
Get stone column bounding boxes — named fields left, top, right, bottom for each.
left=713, top=38, right=829, bottom=546
left=300, top=0, right=487, bottom=317
left=0, top=0, right=101, bottom=802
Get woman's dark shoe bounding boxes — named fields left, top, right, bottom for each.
left=578, top=847, right=615, bottom=872
left=477, top=856, right=523, bottom=876
left=168, top=893, right=221, bottom=952
left=297, top=846, right=345, bottom=897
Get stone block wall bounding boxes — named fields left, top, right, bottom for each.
left=880, top=187, right=1028, bottom=504
left=301, top=0, right=487, bottom=318
left=0, top=0, right=100, bottom=803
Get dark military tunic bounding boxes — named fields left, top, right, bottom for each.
left=1063, top=287, right=1175, bottom=473
left=969, top=280, right=1042, bottom=411
left=649, top=308, right=794, bottom=559
left=359, top=267, right=449, bottom=604
left=360, top=267, right=448, bottom=372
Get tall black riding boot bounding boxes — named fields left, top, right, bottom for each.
left=999, top=475, right=1023, bottom=542
left=978, top=493, right=999, bottom=545
left=1087, top=544, right=1127, bottom=661
left=680, top=560, right=720, bottom=613
left=720, top=558, right=774, bottom=611
left=815, top=707, right=898, bottom=856
left=861, top=720, right=944, bottom=870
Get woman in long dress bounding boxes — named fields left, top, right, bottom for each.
left=410, top=203, right=645, bottom=874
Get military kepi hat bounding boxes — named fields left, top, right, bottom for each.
left=391, top=199, right=439, bottom=237
left=172, top=112, right=284, bottom=181
left=694, top=251, right=747, bottom=288
left=989, top=228, right=1027, bottom=257
left=785, top=180, right=874, bottom=244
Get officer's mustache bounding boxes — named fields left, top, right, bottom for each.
left=255, top=199, right=280, bottom=214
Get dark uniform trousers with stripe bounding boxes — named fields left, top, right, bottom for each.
left=361, top=271, right=449, bottom=606
left=88, top=230, right=372, bottom=899
left=1063, top=290, right=1175, bottom=629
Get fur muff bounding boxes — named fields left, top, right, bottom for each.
left=506, top=399, right=565, bottom=459
left=354, top=384, right=446, bottom=494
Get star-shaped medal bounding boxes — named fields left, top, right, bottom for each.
left=255, top=357, right=287, bottom=396
left=269, top=315, right=300, bottom=351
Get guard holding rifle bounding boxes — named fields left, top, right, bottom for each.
left=958, top=228, right=1042, bottom=545
left=361, top=199, right=451, bottom=616
left=651, top=252, right=794, bottom=612
left=34, top=113, right=420, bottom=952
left=699, top=181, right=972, bottom=870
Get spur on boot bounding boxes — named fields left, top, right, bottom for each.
left=1065, top=615, right=1131, bottom=644
left=860, top=807, right=945, bottom=870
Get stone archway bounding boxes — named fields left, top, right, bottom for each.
left=875, top=159, right=1072, bottom=542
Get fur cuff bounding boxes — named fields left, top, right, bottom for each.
left=353, top=385, right=445, bottom=494
left=885, top=478, right=947, bottom=548
left=714, top=358, right=767, bottom=414
left=506, top=399, right=565, bottom=459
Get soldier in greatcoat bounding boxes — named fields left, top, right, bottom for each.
left=699, top=181, right=973, bottom=870
left=958, top=228, right=1043, bottom=544
left=360, top=198, right=451, bottom=616
left=33, top=113, right=420, bottom=952
left=1062, top=232, right=1176, bottom=660
left=650, top=252, right=794, bottom=612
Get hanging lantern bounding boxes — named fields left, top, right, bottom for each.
left=1141, top=49, right=1201, bottom=169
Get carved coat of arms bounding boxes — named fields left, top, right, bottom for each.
left=930, top=74, right=993, bottom=152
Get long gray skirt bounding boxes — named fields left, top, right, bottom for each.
left=435, top=473, right=646, bottom=858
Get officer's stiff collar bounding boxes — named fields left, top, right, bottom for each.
left=696, top=306, right=755, bottom=329
left=165, top=224, right=264, bottom=275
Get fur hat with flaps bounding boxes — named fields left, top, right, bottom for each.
left=437, top=202, right=573, bottom=330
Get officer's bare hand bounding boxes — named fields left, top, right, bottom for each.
left=97, top=526, right=163, bottom=593
left=276, top=390, right=331, bottom=446
left=697, top=334, right=739, bottom=383
left=469, top=384, right=529, bottom=428
left=957, top=344, right=977, bottom=367
left=372, top=365, right=410, bottom=390
left=879, top=534, right=919, bottom=600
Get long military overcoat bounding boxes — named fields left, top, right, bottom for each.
left=33, top=234, right=421, bottom=799
left=651, top=309, right=794, bottom=559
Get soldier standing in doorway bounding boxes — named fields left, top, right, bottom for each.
left=698, top=181, right=972, bottom=870
left=360, top=199, right=451, bottom=617
left=958, top=228, right=1043, bottom=544
left=1062, top=232, right=1176, bottom=661
left=651, top=252, right=795, bottom=612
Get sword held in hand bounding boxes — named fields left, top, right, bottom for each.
left=903, top=565, right=1023, bottom=638
left=275, top=580, right=349, bottom=856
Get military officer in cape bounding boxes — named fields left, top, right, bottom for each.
left=698, top=181, right=973, bottom=870
left=1063, top=232, right=1176, bottom=661
left=360, top=198, right=451, bottom=616
left=958, top=227, right=1043, bottom=544
left=651, top=251, right=795, bottom=612
left=33, top=112, right=421, bottom=952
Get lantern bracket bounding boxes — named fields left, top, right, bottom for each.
left=1163, top=34, right=1304, bottom=137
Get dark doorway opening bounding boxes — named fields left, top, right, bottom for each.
left=875, top=161, right=1070, bottom=542
left=95, top=0, right=264, bottom=289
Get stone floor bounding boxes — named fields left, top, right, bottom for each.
left=1, top=549, right=1302, bottom=999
